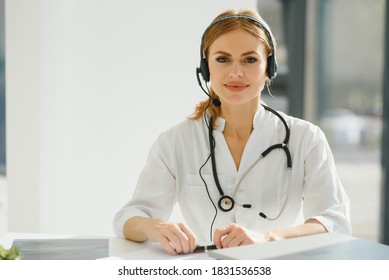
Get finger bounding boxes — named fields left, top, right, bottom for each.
left=172, top=223, right=190, bottom=254
left=178, top=223, right=197, bottom=253
left=223, top=227, right=256, bottom=247
left=213, top=226, right=231, bottom=248
left=219, top=225, right=245, bottom=248
left=166, top=223, right=196, bottom=254
left=164, top=230, right=184, bottom=254
left=159, top=236, right=177, bottom=255
left=222, top=234, right=244, bottom=248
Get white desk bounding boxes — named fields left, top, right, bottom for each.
left=3, top=232, right=389, bottom=260
left=0, top=232, right=212, bottom=260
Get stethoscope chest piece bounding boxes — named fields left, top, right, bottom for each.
left=218, top=195, right=235, bottom=212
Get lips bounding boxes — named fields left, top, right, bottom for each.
left=224, top=82, right=249, bottom=92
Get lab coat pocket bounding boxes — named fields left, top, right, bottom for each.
left=182, top=174, right=225, bottom=214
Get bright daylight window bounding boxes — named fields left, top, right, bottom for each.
left=258, top=0, right=385, bottom=241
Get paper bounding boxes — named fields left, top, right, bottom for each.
left=107, top=243, right=213, bottom=260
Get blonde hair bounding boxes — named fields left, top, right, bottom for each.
left=188, top=9, right=276, bottom=122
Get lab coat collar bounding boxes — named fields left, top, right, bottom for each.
left=213, top=104, right=267, bottom=133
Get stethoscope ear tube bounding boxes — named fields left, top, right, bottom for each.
left=284, top=145, right=292, bottom=169
left=261, top=143, right=292, bottom=169
left=208, top=117, right=225, bottom=197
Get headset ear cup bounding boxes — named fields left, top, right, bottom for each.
left=199, top=58, right=210, bottom=82
left=267, top=55, right=278, bottom=79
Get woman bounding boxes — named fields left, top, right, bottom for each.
left=113, top=9, right=351, bottom=255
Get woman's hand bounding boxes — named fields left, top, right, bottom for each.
left=144, top=219, right=197, bottom=255
left=213, top=223, right=268, bottom=248
left=123, top=217, right=197, bottom=254
left=213, top=220, right=327, bottom=249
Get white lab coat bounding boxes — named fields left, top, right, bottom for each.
left=113, top=105, right=351, bottom=244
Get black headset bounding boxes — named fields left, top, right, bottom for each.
left=196, top=14, right=278, bottom=83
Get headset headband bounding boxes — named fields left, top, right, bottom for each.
left=200, top=14, right=275, bottom=58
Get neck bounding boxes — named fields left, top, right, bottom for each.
left=220, top=103, right=259, bottom=139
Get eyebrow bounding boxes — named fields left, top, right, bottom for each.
left=212, top=50, right=259, bottom=56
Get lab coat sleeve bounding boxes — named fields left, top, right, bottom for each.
left=113, top=132, right=177, bottom=238
left=302, top=126, right=352, bottom=234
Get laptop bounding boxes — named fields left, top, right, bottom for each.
left=208, top=232, right=389, bottom=260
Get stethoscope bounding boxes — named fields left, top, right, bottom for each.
left=208, top=104, right=292, bottom=220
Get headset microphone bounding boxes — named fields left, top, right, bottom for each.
left=212, top=99, right=221, bottom=107
left=196, top=68, right=221, bottom=107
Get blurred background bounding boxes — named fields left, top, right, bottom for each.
left=0, top=0, right=388, bottom=244
left=258, top=0, right=386, bottom=242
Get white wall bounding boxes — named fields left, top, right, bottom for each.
left=6, top=0, right=257, bottom=236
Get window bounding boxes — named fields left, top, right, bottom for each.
left=0, top=0, right=5, bottom=176
left=259, top=0, right=385, bottom=241
left=317, top=0, right=385, bottom=241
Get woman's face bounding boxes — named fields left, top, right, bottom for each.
left=208, top=29, right=268, bottom=108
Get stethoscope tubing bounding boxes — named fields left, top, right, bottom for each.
left=208, top=105, right=292, bottom=218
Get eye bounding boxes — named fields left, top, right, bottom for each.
left=215, top=56, right=230, bottom=63
left=244, top=57, right=258, bottom=63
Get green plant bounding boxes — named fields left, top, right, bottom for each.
left=0, top=245, right=21, bottom=260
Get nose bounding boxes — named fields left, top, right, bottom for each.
left=229, top=62, right=244, bottom=79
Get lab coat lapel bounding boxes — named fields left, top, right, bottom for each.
left=212, top=117, right=238, bottom=182
left=235, top=107, right=276, bottom=186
